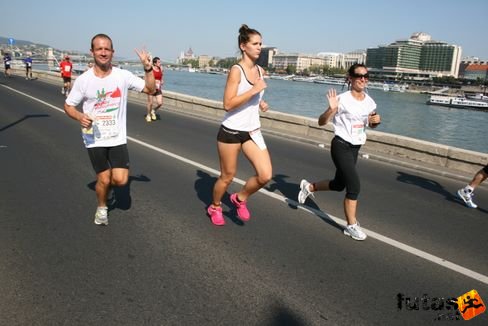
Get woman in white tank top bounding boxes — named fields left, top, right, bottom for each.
left=207, top=24, right=272, bottom=226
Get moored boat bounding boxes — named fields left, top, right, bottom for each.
left=466, top=93, right=488, bottom=102
left=427, top=95, right=488, bottom=110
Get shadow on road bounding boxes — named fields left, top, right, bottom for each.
left=476, top=206, right=488, bottom=214
left=262, top=301, right=310, bottom=325
left=266, top=173, right=302, bottom=210
left=201, top=172, right=343, bottom=231
left=0, top=114, right=50, bottom=132
left=396, top=171, right=488, bottom=212
left=87, top=174, right=150, bottom=211
left=265, top=174, right=342, bottom=231
left=396, top=171, right=461, bottom=204
left=194, top=170, right=244, bottom=225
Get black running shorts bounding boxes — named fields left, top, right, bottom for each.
left=87, top=144, right=130, bottom=174
left=217, top=125, right=252, bottom=144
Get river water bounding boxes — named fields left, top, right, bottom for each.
left=33, top=64, right=487, bottom=153
left=162, top=70, right=487, bottom=154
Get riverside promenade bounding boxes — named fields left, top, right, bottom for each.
left=1, top=70, right=487, bottom=325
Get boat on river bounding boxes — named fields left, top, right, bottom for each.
left=466, top=93, right=488, bottom=102
left=427, top=95, right=488, bottom=110
left=313, top=77, right=346, bottom=85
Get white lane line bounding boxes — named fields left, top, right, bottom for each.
left=4, top=84, right=488, bottom=286
left=1, top=84, right=65, bottom=113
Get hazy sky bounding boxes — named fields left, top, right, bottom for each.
left=1, top=0, right=487, bottom=62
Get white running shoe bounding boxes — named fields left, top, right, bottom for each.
left=145, top=114, right=152, bottom=122
left=298, top=179, right=314, bottom=204
left=94, top=207, right=109, bottom=225
left=343, top=223, right=367, bottom=241
left=150, top=110, right=157, bottom=121
left=457, top=189, right=477, bottom=208
left=61, top=87, right=65, bottom=95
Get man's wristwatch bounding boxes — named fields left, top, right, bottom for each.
left=144, top=66, right=153, bottom=73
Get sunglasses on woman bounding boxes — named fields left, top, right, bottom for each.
left=351, top=73, right=369, bottom=79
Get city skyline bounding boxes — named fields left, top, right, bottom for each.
left=1, top=0, right=487, bottom=62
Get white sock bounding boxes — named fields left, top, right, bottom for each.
left=463, top=185, right=474, bottom=193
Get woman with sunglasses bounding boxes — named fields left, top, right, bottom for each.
left=297, top=63, right=381, bottom=241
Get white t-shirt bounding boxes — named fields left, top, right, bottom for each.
left=333, top=91, right=377, bottom=145
left=222, top=64, right=264, bottom=132
left=66, top=67, right=145, bottom=148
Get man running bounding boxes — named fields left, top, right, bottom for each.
left=64, top=34, right=155, bottom=225
left=24, top=55, right=33, bottom=80
left=60, top=55, right=73, bottom=96
left=3, top=52, right=12, bottom=78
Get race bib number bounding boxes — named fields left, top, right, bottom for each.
left=351, top=123, right=366, bottom=144
left=155, top=80, right=161, bottom=90
left=249, top=128, right=267, bottom=150
left=93, top=113, right=119, bottom=140
left=64, top=65, right=71, bottom=72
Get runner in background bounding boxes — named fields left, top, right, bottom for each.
left=3, top=52, right=12, bottom=78
left=145, top=56, right=164, bottom=122
left=457, top=164, right=487, bottom=208
left=60, top=55, right=73, bottom=96
left=24, top=54, right=33, bottom=80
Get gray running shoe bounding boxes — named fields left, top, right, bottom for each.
left=298, top=179, right=314, bottom=204
left=94, top=207, right=108, bottom=225
left=343, top=223, right=367, bottom=241
left=457, top=189, right=477, bottom=208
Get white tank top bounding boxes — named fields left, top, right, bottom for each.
left=222, top=64, right=264, bottom=131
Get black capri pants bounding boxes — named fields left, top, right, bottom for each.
left=329, top=136, right=361, bottom=200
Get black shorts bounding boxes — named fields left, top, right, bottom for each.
left=87, top=144, right=130, bottom=174
left=62, top=76, right=71, bottom=83
left=152, top=89, right=162, bottom=96
left=483, top=164, right=488, bottom=174
left=217, top=125, right=252, bottom=144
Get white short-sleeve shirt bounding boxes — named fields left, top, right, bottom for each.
left=66, top=67, right=145, bottom=148
left=333, top=91, right=377, bottom=145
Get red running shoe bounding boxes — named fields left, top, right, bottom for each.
left=230, top=193, right=250, bottom=221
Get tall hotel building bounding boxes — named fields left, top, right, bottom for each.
left=366, top=32, right=462, bottom=80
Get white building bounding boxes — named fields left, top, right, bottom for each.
left=272, top=53, right=326, bottom=73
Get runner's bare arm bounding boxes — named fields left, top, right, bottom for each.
left=64, top=103, right=93, bottom=128
left=135, top=47, right=156, bottom=95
